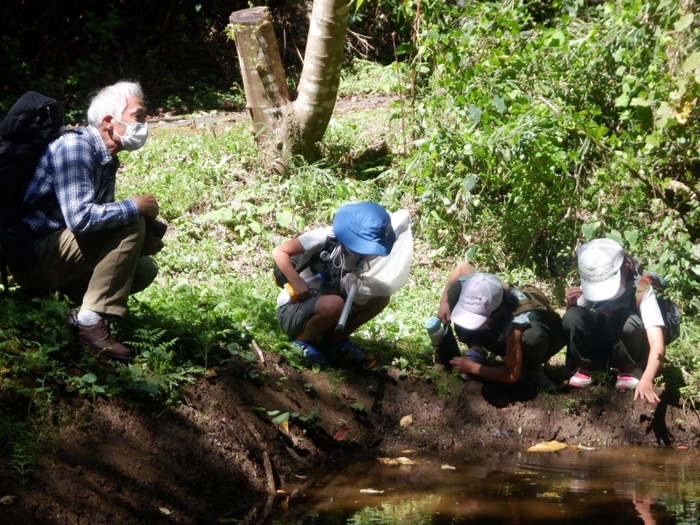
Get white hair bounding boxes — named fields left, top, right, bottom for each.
left=86, top=81, right=144, bottom=127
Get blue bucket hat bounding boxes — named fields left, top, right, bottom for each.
left=332, top=202, right=396, bottom=256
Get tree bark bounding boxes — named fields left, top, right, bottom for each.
left=294, top=0, right=349, bottom=160
left=229, top=7, right=290, bottom=160
left=230, top=1, right=349, bottom=165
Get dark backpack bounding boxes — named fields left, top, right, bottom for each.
left=0, top=91, right=70, bottom=291
left=634, top=272, right=682, bottom=346
left=273, top=236, right=338, bottom=287
left=511, top=284, right=556, bottom=315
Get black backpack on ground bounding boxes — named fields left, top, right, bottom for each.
left=0, top=91, right=70, bottom=291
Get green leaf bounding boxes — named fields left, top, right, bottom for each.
left=630, top=97, right=652, bottom=107
left=682, top=51, right=700, bottom=74
left=614, top=93, right=630, bottom=107
left=249, top=220, right=262, bottom=234
left=581, top=222, right=599, bottom=241
left=655, top=101, right=672, bottom=129
left=674, top=13, right=694, bottom=32
left=624, top=230, right=639, bottom=250
left=82, top=372, right=97, bottom=384
left=271, top=412, right=290, bottom=425
left=257, top=203, right=274, bottom=214
left=276, top=209, right=293, bottom=228
left=493, top=95, right=506, bottom=114
left=463, top=175, right=477, bottom=192
left=350, top=403, right=365, bottom=411
left=266, top=410, right=280, bottom=416
left=468, top=104, right=482, bottom=123
left=645, top=132, right=661, bottom=150
left=606, top=230, right=623, bottom=246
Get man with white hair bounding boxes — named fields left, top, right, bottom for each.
left=9, top=81, right=163, bottom=360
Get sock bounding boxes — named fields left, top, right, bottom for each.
left=77, top=309, right=102, bottom=326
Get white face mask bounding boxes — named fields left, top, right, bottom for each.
left=111, top=115, right=148, bottom=151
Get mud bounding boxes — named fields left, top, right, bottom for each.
left=1, top=347, right=698, bottom=524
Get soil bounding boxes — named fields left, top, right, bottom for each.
left=1, top=348, right=699, bottom=525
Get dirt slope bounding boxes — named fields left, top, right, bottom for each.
left=1, top=347, right=697, bottom=524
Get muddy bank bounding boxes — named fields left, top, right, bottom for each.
left=1, top=347, right=697, bottom=524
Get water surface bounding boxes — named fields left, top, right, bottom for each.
left=275, top=447, right=700, bottom=524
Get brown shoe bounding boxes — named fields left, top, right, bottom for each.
left=75, top=317, right=131, bottom=361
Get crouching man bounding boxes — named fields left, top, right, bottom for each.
left=10, top=81, right=163, bottom=360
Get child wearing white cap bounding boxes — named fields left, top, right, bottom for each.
left=434, top=262, right=565, bottom=393
left=272, top=202, right=396, bottom=365
left=562, top=238, right=665, bottom=403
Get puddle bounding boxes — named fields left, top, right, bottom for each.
left=274, top=448, right=700, bottom=523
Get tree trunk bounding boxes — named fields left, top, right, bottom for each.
left=229, top=7, right=290, bottom=163
left=229, top=1, right=349, bottom=165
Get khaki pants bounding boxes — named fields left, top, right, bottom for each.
left=11, top=217, right=157, bottom=318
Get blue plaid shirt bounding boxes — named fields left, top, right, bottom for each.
left=22, top=126, right=139, bottom=235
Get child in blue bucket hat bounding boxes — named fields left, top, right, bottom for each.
left=272, top=202, right=396, bottom=364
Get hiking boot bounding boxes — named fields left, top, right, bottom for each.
left=73, top=316, right=131, bottom=361
left=569, top=371, right=592, bottom=388
left=293, top=339, right=328, bottom=364
left=520, top=365, right=556, bottom=393
left=337, top=338, right=366, bottom=362
left=466, top=347, right=487, bottom=364
left=615, top=374, right=640, bottom=390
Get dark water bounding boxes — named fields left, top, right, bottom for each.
left=273, top=448, right=700, bottom=524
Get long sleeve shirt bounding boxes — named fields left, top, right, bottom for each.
left=22, top=126, right=139, bottom=235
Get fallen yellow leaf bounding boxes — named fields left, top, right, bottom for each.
left=527, top=440, right=568, bottom=453
left=1, top=495, right=17, bottom=505
left=400, top=414, right=413, bottom=427
left=159, top=507, right=171, bottom=515
left=280, top=420, right=289, bottom=435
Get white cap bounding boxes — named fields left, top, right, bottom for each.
left=578, top=238, right=625, bottom=302
left=451, top=273, right=503, bottom=330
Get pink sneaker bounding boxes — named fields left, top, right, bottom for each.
left=569, top=371, right=592, bottom=388
left=615, top=374, right=640, bottom=390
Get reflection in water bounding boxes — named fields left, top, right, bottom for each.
left=274, top=448, right=700, bottom=524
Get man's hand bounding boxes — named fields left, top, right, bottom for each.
left=131, top=193, right=159, bottom=219
left=141, top=233, right=164, bottom=256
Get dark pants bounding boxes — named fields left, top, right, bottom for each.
left=562, top=306, right=649, bottom=378
left=454, top=317, right=563, bottom=370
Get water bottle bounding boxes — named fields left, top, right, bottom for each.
left=425, top=316, right=445, bottom=345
